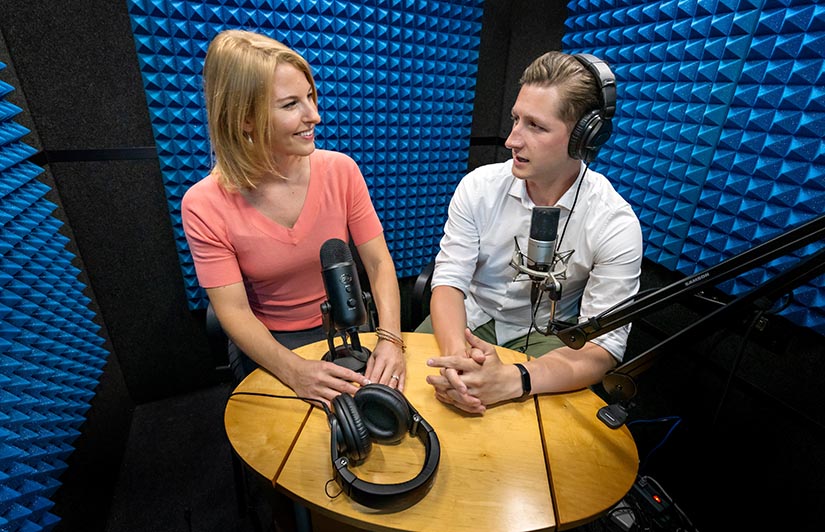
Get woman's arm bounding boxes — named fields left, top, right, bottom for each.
left=355, top=234, right=406, bottom=390
left=207, top=283, right=368, bottom=405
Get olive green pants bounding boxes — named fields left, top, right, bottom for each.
left=414, top=315, right=565, bottom=358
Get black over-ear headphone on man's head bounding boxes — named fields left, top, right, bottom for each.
left=329, top=383, right=440, bottom=511
left=568, top=53, right=617, bottom=164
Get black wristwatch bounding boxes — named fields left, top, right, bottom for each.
left=514, top=363, right=531, bottom=399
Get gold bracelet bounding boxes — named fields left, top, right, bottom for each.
left=376, top=327, right=403, bottom=342
left=376, top=329, right=404, bottom=347
left=375, top=327, right=406, bottom=352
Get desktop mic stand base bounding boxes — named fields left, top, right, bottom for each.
left=320, top=305, right=372, bottom=374
left=322, top=343, right=371, bottom=374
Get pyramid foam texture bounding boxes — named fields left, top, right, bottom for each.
left=0, top=63, right=110, bottom=532
left=126, top=0, right=483, bottom=309
left=565, top=0, right=825, bottom=335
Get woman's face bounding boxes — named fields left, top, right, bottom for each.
left=266, top=62, right=321, bottom=158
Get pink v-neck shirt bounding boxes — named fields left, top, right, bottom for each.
left=181, top=150, right=384, bottom=331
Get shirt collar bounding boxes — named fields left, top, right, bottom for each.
left=506, top=160, right=587, bottom=211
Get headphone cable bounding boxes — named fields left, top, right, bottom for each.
left=229, top=390, right=332, bottom=417
left=230, top=391, right=349, bottom=500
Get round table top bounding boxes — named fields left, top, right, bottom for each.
left=225, top=332, right=638, bottom=531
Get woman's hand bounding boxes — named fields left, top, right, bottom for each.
left=366, top=339, right=406, bottom=391
left=286, top=358, right=370, bottom=407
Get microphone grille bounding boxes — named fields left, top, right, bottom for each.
left=529, top=207, right=560, bottom=241
left=320, top=238, right=353, bottom=268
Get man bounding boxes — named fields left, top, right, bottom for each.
left=420, top=52, right=643, bottom=414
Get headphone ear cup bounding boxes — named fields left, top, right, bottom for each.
left=354, top=384, right=412, bottom=445
left=332, top=393, right=372, bottom=462
left=569, top=109, right=601, bottom=162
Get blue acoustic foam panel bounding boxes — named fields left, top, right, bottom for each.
left=126, top=0, right=483, bottom=310
left=0, top=63, right=109, bottom=532
left=565, top=0, right=825, bottom=336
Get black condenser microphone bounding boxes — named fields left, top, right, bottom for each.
left=320, top=238, right=372, bottom=373
left=321, top=238, right=367, bottom=330
left=527, top=207, right=561, bottom=271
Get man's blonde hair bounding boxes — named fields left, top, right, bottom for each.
left=203, top=29, right=318, bottom=190
left=519, top=51, right=598, bottom=126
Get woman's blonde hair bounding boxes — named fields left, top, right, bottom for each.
left=519, top=51, right=598, bottom=127
left=203, top=29, right=318, bottom=190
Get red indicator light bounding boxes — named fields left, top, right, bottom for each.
left=653, top=494, right=662, bottom=504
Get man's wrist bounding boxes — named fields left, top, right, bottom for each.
left=513, top=363, right=532, bottom=400
left=439, top=334, right=468, bottom=357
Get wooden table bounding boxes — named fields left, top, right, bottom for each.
left=225, top=333, right=638, bottom=531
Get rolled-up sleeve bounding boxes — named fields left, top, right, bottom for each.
left=581, top=204, right=644, bottom=361
left=432, top=176, right=480, bottom=297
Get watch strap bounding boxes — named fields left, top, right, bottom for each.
left=514, top=363, right=531, bottom=398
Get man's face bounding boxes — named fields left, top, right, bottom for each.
left=505, top=84, right=574, bottom=183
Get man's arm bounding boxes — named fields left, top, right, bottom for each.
left=426, top=329, right=616, bottom=414
left=430, top=285, right=470, bottom=357
left=428, top=168, right=482, bottom=357
left=429, top=285, right=479, bottom=402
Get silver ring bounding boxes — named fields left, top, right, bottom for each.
left=390, top=375, right=400, bottom=381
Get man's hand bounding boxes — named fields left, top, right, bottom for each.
left=426, top=329, right=523, bottom=414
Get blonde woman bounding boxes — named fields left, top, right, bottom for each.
left=182, top=30, right=404, bottom=406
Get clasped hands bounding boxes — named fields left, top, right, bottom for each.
left=426, top=329, right=522, bottom=414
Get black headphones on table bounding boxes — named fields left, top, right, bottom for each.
left=568, top=53, right=617, bottom=163
left=329, top=384, right=440, bottom=512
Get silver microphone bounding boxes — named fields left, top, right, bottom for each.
left=509, top=207, right=572, bottom=336
left=527, top=207, right=560, bottom=271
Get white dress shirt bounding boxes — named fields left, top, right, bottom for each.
left=432, top=160, right=643, bottom=361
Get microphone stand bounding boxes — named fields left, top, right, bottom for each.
left=550, top=213, right=825, bottom=427
left=510, top=239, right=576, bottom=336
left=321, top=292, right=374, bottom=371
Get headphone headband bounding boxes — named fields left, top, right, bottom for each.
left=329, top=387, right=440, bottom=511
left=331, top=409, right=440, bottom=511
left=568, top=53, right=617, bottom=163
left=574, top=53, right=616, bottom=119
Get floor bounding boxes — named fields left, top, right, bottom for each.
left=103, top=383, right=278, bottom=532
